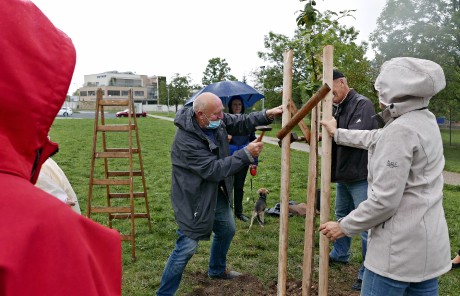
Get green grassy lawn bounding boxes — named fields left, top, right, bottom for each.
left=50, top=117, right=460, bottom=295
left=441, top=128, right=460, bottom=172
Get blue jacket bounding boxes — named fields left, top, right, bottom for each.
left=228, top=128, right=258, bottom=165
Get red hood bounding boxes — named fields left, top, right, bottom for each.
left=0, top=0, right=76, bottom=183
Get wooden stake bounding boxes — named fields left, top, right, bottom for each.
left=277, top=49, right=293, bottom=296
left=319, top=45, right=334, bottom=296
left=301, top=101, right=320, bottom=296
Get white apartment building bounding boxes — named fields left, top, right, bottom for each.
left=77, top=71, right=164, bottom=105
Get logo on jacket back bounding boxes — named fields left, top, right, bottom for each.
left=386, top=160, right=398, bottom=168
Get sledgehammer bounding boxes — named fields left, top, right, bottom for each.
left=255, top=125, right=272, bottom=142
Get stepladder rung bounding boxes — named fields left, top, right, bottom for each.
left=107, top=171, right=143, bottom=177
left=109, top=192, right=146, bottom=198
left=97, top=125, right=135, bottom=132
left=98, top=99, right=130, bottom=106
left=92, top=179, right=131, bottom=185
left=120, top=234, right=133, bottom=241
left=95, top=151, right=131, bottom=158
left=105, top=148, right=139, bottom=153
left=91, top=206, right=132, bottom=214
left=110, top=213, right=150, bottom=219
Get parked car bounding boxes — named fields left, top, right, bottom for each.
left=58, top=106, right=73, bottom=117
left=116, top=109, right=147, bottom=118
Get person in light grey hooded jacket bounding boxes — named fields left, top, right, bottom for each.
left=319, top=57, right=451, bottom=295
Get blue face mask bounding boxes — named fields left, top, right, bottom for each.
left=204, top=113, right=221, bottom=129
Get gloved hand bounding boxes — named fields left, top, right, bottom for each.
left=249, top=164, right=257, bottom=176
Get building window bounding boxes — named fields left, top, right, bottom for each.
left=80, top=91, right=88, bottom=96
left=122, top=90, right=129, bottom=96
left=134, top=91, right=144, bottom=96
left=88, top=90, right=96, bottom=96
left=108, top=78, right=142, bottom=87
left=108, top=90, right=120, bottom=96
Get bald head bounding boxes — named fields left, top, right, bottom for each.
left=193, top=92, right=224, bottom=128
left=193, top=92, right=221, bottom=112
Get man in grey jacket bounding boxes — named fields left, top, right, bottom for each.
left=156, top=92, right=283, bottom=296
left=319, top=57, right=451, bottom=295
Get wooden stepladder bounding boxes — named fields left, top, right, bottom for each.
left=87, top=88, right=152, bottom=260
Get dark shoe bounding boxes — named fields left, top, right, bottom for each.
left=329, top=257, right=348, bottom=266
left=352, top=279, right=362, bottom=291
left=209, top=269, right=242, bottom=280
left=452, top=262, right=460, bottom=269
left=236, top=214, right=249, bottom=222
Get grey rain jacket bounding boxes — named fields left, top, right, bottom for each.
left=171, top=107, right=272, bottom=240
left=336, top=57, right=451, bottom=282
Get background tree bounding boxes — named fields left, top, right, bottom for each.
left=168, top=73, right=191, bottom=111
left=257, top=5, right=374, bottom=109
left=202, top=57, right=237, bottom=85
left=157, top=76, right=168, bottom=105
left=370, top=0, right=460, bottom=120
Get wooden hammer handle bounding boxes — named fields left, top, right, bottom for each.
left=256, top=131, right=266, bottom=142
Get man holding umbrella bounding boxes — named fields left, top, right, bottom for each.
left=156, top=92, right=283, bottom=296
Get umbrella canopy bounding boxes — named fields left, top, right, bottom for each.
left=185, top=80, right=264, bottom=109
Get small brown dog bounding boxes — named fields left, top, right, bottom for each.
left=247, top=188, right=269, bottom=232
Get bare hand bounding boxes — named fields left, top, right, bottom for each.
left=65, top=197, right=76, bottom=207
left=318, top=221, right=345, bottom=242
left=320, top=118, right=337, bottom=137
left=246, top=139, right=264, bottom=158
left=266, top=105, right=284, bottom=120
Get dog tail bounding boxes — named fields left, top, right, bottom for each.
left=247, top=212, right=258, bottom=232
left=247, top=220, right=254, bottom=233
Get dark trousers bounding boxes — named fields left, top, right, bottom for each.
left=233, top=165, right=249, bottom=216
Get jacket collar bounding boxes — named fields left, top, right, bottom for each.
left=374, top=97, right=430, bottom=127
left=174, top=107, right=224, bottom=151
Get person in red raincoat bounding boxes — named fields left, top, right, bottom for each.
left=0, top=1, right=122, bottom=295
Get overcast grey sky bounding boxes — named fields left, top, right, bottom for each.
left=31, top=0, right=386, bottom=94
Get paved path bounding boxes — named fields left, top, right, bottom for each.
left=149, top=114, right=460, bottom=186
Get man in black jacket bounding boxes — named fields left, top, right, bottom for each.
left=329, top=70, right=378, bottom=291
left=156, top=92, right=283, bottom=296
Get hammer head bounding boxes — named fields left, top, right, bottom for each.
left=255, top=125, right=272, bottom=132
left=255, top=125, right=272, bottom=142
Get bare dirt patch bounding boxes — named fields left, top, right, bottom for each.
left=184, top=268, right=360, bottom=296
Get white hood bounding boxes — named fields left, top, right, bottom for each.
left=374, top=57, right=445, bottom=118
